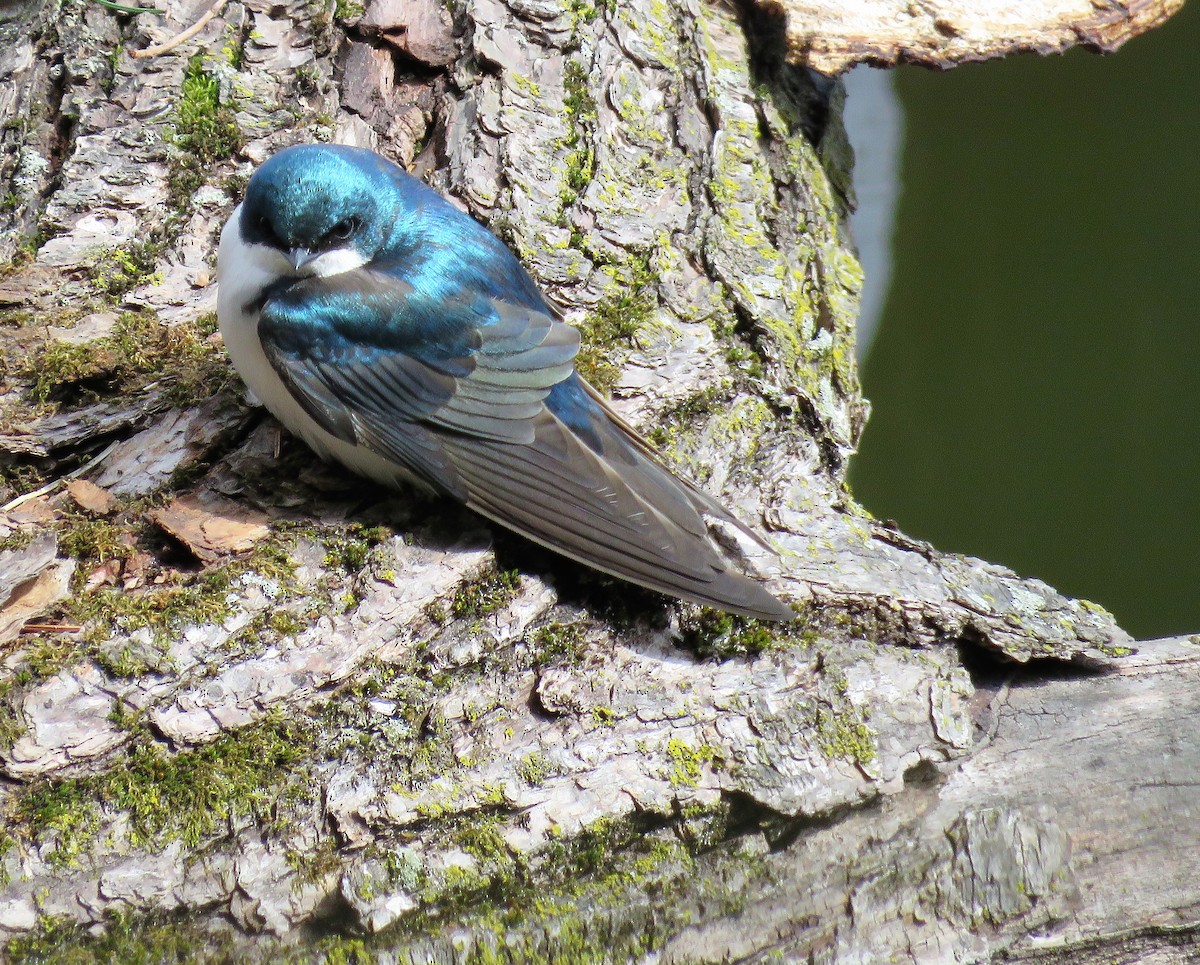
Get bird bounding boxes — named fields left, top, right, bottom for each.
left=216, top=143, right=793, bottom=621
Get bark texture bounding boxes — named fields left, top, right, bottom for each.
left=0, top=0, right=1185, bottom=961
left=772, top=0, right=1184, bottom=74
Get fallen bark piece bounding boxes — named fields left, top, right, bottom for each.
left=91, top=398, right=250, bottom=498
left=65, top=479, right=117, bottom=515
left=0, top=535, right=75, bottom=645
left=0, top=393, right=163, bottom=458
left=773, top=0, right=1184, bottom=74
left=149, top=492, right=271, bottom=564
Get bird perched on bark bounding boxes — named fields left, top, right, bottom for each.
left=216, top=144, right=792, bottom=620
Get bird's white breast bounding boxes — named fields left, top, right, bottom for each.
left=216, top=204, right=416, bottom=488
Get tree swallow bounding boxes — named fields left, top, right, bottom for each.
left=216, top=144, right=792, bottom=621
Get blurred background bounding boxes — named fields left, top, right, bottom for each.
left=843, top=4, right=1199, bottom=640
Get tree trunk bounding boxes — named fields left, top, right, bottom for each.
left=0, top=0, right=1188, bottom=961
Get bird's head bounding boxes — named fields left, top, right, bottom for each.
left=239, top=144, right=401, bottom=277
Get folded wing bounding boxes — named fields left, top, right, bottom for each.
left=259, top=271, right=792, bottom=620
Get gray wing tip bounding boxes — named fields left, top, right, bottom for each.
left=690, top=575, right=797, bottom=622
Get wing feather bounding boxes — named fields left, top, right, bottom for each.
left=257, top=271, right=791, bottom=621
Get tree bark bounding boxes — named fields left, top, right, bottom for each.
left=0, top=0, right=1188, bottom=961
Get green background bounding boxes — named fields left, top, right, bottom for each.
left=849, top=4, right=1200, bottom=639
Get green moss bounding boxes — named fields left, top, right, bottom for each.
left=529, top=621, right=585, bottom=666
left=814, top=702, right=875, bottom=766
left=2, top=913, right=226, bottom=965
left=0, top=463, right=51, bottom=502
left=334, top=0, right=365, bottom=18
left=557, top=60, right=598, bottom=211
left=88, top=240, right=164, bottom=298
left=3, top=808, right=744, bottom=964
left=393, top=812, right=694, bottom=961
left=13, top=635, right=84, bottom=684
left=95, top=643, right=158, bottom=679
left=8, top=716, right=311, bottom=865
left=644, top=385, right=726, bottom=451
left=516, top=751, right=551, bottom=786
left=2, top=910, right=387, bottom=964
left=0, top=528, right=35, bottom=552
left=0, top=682, right=23, bottom=752
left=63, top=538, right=296, bottom=646
left=168, top=52, right=244, bottom=208
left=22, top=310, right=229, bottom=409
left=323, top=523, right=393, bottom=573
left=451, top=566, right=521, bottom=619
left=574, top=252, right=657, bottom=394
left=665, top=738, right=721, bottom=789
left=676, top=610, right=777, bottom=660
left=57, top=513, right=132, bottom=569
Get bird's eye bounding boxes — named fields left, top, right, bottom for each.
left=327, top=217, right=358, bottom=242
left=255, top=215, right=277, bottom=241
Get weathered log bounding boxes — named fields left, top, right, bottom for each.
left=0, top=0, right=1186, bottom=960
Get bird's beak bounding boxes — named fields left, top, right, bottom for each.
left=288, top=248, right=315, bottom=272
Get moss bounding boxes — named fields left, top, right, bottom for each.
left=529, top=621, right=586, bottom=666
left=287, top=836, right=345, bottom=888
left=392, top=812, right=695, bottom=960
left=2, top=913, right=232, bottom=965
left=21, top=310, right=229, bottom=410
left=516, top=751, right=551, bottom=786
left=317, top=660, right=454, bottom=786
left=676, top=610, right=777, bottom=660
left=57, top=513, right=132, bottom=569
left=557, top=60, right=598, bottom=211
left=0, top=462, right=51, bottom=502
left=12, top=634, right=84, bottom=685
left=2, top=910, right=393, bottom=964
left=814, top=701, right=875, bottom=767
left=168, top=52, right=244, bottom=209
left=451, top=566, right=521, bottom=620
left=8, top=715, right=311, bottom=865
left=666, top=738, right=722, bottom=789
left=94, top=642, right=158, bottom=679
left=0, top=682, right=23, bottom=752
left=3, top=809, right=747, bottom=963
left=573, top=252, right=657, bottom=394
left=334, top=0, right=365, bottom=18
left=63, top=538, right=297, bottom=647
left=644, top=385, right=726, bottom=451
left=88, top=240, right=164, bottom=298
left=0, top=527, right=35, bottom=552
left=322, top=523, right=393, bottom=573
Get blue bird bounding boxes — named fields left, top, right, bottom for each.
left=216, top=144, right=793, bottom=621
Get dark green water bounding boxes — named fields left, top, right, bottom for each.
left=849, top=6, right=1200, bottom=639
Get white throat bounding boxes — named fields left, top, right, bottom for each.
left=215, top=203, right=409, bottom=488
